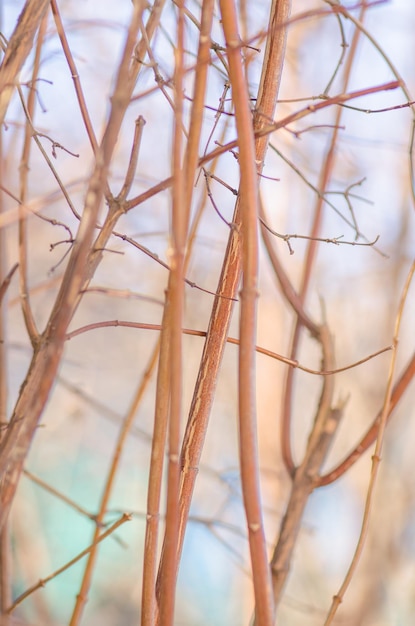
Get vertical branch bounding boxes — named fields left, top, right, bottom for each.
left=0, top=38, right=11, bottom=621
left=253, top=0, right=291, bottom=168
left=182, top=0, right=215, bottom=212
left=141, top=328, right=168, bottom=626
left=0, top=529, right=10, bottom=625
left=18, top=13, right=48, bottom=346
left=0, top=2, right=8, bottom=450
left=219, top=0, right=275, bottom=624
left=157, top=1, right=186, bottom=625
left=146, top=132, right=222, bottom=626
left=170, top=0, right=291, bottom=597
left=153, top=0, right=215, bottom=619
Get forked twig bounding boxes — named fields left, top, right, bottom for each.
left=124, top=80, right=400, bottom=213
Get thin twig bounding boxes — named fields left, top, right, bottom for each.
left=65, top=318, right=391, bottom=377
left=17, top=14, right=48, bottom=346
left=125, top=80, right=400, bottom=212
left=259, top=214, right=379, bottom=255
left=0, top=265, right=18, bottom=308
left=23, top=470, right=98, bottom=523
left=50, top=0, right=99, bottom=155
left=116, top=116, right=146, bottom=202
left=6, top=514, right=131, bottom=613
left=69, top=347, right=158, bottom=625
left=279, top=1, right=369, bottom=479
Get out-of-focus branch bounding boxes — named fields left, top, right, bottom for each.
left=319, top=349, right=415, bottom=486
left=17, top=13, right=47, bottom=346
left=69, top=347, right=159, bottom=626
left=143, top=328, right=169, bottom=626
left=6, top=514, right=132, bottom=614
left=0, top=66, right=11, bottom=620
left=0, top=0, right=50, bottom=124
left=0, top=265, right=18, bottom=309
left=279, top=2, right=369, bottom=477
left=323, top=260, right=415, bottom=625
left=270, top=325, right=342, bottom=608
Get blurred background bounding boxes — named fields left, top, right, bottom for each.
left=1, top=0, right=414, bottom=624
